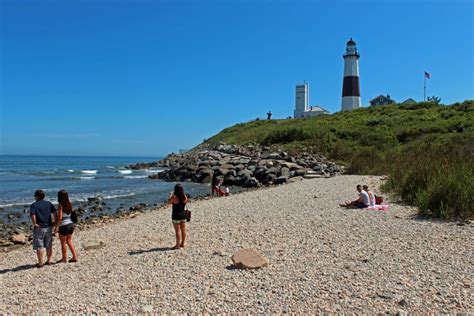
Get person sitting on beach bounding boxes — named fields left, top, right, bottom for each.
left=363, top=185, right=376, bottom=207
left=54, top=190, right=78, bottom=263
left=30, top=189, right=56, bottom=268
left=211, top=172, right=219, bottom=197
left=167, top=184, right=189, bottom=249
left=339, top=184, right=369, bottom=208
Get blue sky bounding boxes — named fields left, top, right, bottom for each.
left=1, top=0, right=473, bottom=156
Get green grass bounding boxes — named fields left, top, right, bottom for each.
left=202, top=100, right=474, bottom=220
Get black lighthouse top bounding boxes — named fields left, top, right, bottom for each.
left=343, top=38, right=360, bottom=58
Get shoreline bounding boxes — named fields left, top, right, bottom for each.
left=0, top=175, right=472, bottom=313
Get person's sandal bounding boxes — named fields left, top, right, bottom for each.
left=68, top=258, right=78, bottom=263
left=35, top=263, right=44, bottom=268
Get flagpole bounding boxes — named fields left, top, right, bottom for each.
left=424, top=74, right=426, bottom=101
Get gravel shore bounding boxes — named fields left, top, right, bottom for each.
left=0, top=175, right=472, bottom=314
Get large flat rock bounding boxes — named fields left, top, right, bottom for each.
left=231, top=248, right=268, bottom=269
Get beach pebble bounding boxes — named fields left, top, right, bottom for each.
left=139, top=305, right=153, bottom=313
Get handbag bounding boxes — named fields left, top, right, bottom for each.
left=184, top=205, right=191, bottom=222
left=70, top=210, right=78, bottom=224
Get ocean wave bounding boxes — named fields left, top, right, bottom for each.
left=123, top=175, right=148, bottom=179
left=80, top=176, right=95, bottom=180
left=118, top=170, right=132, bottom=174
left=68, top=169, right=75, bottom=173
left=144, top=169, right=163, bottom=174
left=106, top=166, right=115, bottom=169
left=81, top=170, right=98, bottom=174
left=0, top=201, right=32, bottom=208
left=72, top=192, right=137, bottom=202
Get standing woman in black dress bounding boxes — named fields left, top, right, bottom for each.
left=167, top=184, right=188, bottom=249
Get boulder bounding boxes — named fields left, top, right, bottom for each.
left=262, top=172, right=277, bottom=184
left=244, top=177, right=259, bottom=188
left=233, top=164, right=246, bottom=172
left=262, top=152, right=281, bottom=159
left=10, top=233, right=27, bottom=245
left=292, top=168, right=307, bottom=177
left=267, top=167, right=279, bottom=175
left=237, top=169, right=253, bottom=178
left=231, top=249, right=268, bottom=269
left=274, top=176, right=288, bottom=184
left=224, top=174, right=236, bottom=185
left=288, top=176, right=304, bottom=183
left=280, top=167, right=290, bottom=177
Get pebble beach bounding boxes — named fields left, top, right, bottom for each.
left=0, top=175, right=472, bottom=314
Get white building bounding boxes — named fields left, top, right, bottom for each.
left=294, top=83, right=329, bottom=118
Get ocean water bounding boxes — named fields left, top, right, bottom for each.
left=0, top=155, right=210, bottom=224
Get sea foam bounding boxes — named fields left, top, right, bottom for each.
left=81, top=170, right=98, bottom=174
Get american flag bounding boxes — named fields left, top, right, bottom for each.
left=424, top=71, right=431, bottom=79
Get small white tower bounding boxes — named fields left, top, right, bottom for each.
left=294, top=83, right=308, bottom=118
left=341, top=38, right=361, bottom=111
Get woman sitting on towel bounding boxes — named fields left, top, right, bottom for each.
left=363, top=185, right=376, bottom=207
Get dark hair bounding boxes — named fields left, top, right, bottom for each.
left=34, top=189, right=45, bottom=200
left=57, top=190, right=73, bottom=214
left=173, top=184, right=186, bottom=203
left=356, top=184, right=362, bottom=189
left=211, top=172, right=218, bottom=186
left=362, top=185, right=369, bottom=190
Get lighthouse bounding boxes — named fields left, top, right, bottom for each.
left=341, top=38, right=361, bottom=111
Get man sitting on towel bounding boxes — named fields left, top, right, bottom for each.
left=339, top=184, right=369, bottom=208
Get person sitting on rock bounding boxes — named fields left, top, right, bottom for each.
left=339, top=184, right=369, bottom=208
left=363, top=185, right=376, bottom=207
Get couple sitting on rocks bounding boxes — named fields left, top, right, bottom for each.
left=340, top=184, right=378, bottom=209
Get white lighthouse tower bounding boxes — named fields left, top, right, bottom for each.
left=294, top=83, right=309, bottom=118
left=341, top=38, right=361, bottom=111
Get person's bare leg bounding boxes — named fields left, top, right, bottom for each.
left=59, top=235, right=67, bottom=262
left=173, top=223, right=181, bottom=249
left=36, top=249, right=43, bottom=266
left=66, top=234, right=78, bottom=261
left=179, top=222, right=186, bottom=247
left=46, top=246, right=53, bottom=264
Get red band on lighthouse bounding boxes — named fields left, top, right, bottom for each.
left=342, top=76, right=360, bottom=97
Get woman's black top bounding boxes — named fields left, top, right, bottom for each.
left=172, top=202, right=187, bottom=220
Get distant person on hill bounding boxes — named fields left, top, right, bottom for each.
left=167, top=184, right=189, bottom=249
left=30, top=189, right=56, bottom=268
left=54, top=190, right=78, bottom=263
left=363, top=185, right=376, bottom=207
left=339, top=184, right=369, bottom=208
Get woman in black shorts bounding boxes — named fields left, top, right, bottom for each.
left=54, top=190, right=78, bottom=263
left=167, top=184, right=188, bottom=249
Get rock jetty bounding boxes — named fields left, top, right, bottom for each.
left=130, top=143, right=343, bottom=187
